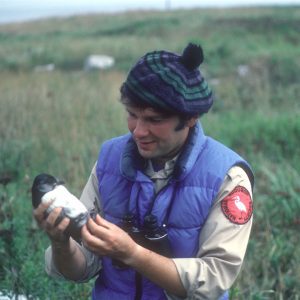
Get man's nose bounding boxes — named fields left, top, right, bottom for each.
left=133, top=119, right=149, bottom=138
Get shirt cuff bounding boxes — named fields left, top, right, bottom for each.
left=45, top=243, right=102, bottom=283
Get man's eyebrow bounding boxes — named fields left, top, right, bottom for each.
left=148, top=114, right=168, bottom=119
left=126, top=108, right=135, bottom=114
left=152, top=112, right=173, bottom=118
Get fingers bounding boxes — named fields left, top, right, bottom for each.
left=81, top=223, right=106, bottom=253
left=46, top=209, right=71, bottom=242
left=33, top=200, right=53, bottom=224
left=81, top=224, right=99, bottom=244
left=46, top=207, right=64, bottom=227
left=33, top=200, right=65, bottom=228
left=33, top=201, right=70, bottom=242
left=81, top=216, right=117, bottom=253
left=81, top=215, right=135, bottom=260
left=45, top=208, right=69, bottom=230
left=54, top=217, right=70, bottom=232
left=86, top=216, right=108, bottom=239
left=86, top=215, right=119, bottom=238
left=94, top=214, right=110, bottom=229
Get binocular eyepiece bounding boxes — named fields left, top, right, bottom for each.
left=113, top=213, right=171, bottom=269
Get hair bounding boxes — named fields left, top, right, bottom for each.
left=120, top=83, right=200, bottom=131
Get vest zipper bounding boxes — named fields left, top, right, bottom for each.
left=145, top=180, right=177, bottom=224
left=134, top=272, right=143, bottom=300
left=133, top=182, right=177, bottom=300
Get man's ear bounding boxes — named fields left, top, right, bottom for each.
left=186, top=116, right=198, bottom=128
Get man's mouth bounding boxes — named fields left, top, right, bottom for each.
left=136, top=140, right=155, bottom=150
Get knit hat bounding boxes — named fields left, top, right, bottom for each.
left=123, top=43, right=213, bottom=116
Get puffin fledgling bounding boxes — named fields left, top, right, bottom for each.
left=31, top=173, right=89, bottom=236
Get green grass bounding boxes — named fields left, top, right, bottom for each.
left=0, top=6, right=299, bottom=299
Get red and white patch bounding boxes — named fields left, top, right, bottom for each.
left=221, top=186, right=253, bottom=225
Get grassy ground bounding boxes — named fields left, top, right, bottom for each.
left=0, top=6, right=299, bottom=299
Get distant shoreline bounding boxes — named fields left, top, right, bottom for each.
left=1, top=2, right=299, bottom=25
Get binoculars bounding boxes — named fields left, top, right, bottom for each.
left=113, top=213, right=172, bottom=268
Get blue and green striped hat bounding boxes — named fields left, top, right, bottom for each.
left=123, top=43, right=213, bottom=116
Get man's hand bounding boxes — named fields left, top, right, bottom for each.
left=81, top=214, right=138, bottom=263
left=33, top=200, right=70, bottom=243
left=82, top=214, right=186, bottom=297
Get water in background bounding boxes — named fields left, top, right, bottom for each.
left=1, top=0, right=300, bottom=24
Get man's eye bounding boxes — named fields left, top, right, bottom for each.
left=128, top=112, right=136, bottom=118
left=150, top=118, right=164, bottom=123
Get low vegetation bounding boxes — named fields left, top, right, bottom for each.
left=0, top=6, right=299, bottom=299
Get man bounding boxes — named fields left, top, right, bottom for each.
left=34, top=43, right=254, bottom=299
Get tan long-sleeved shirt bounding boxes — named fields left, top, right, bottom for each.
left=45, top=162, right=253, bottom=299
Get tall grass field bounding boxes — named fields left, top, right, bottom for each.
left=0, top=6, right=299, bottom=299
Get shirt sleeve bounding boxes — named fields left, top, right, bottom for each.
left=170, top=166, right=253, bottom=300
left=45, top=162, right=103, bottom=282
left=80, top=162, right=103, bottom=216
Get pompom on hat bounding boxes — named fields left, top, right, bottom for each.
left=122, top=43, right=213, bottom=116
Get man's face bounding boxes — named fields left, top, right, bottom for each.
left=126, top=105, right=196, bottom=164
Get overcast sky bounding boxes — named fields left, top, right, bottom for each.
left=1, top=0, right=300, bottom=24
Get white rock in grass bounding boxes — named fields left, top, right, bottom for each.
left=34, top=63, right=55, bottom=72
left=84, top=55, right=115, bottom=71
left=237, top=64, right=250, bottom=77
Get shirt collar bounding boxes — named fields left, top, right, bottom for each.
left=144, top=154, right=179, bottom=180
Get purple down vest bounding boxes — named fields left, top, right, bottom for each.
left=94, top=122, right=253, bottom=300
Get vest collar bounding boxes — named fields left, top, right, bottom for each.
left=120, top=122, right=207, bottom=181
left=120, top=135, right=146, bottom=181
left=173, top=121, right=207, bottom=180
